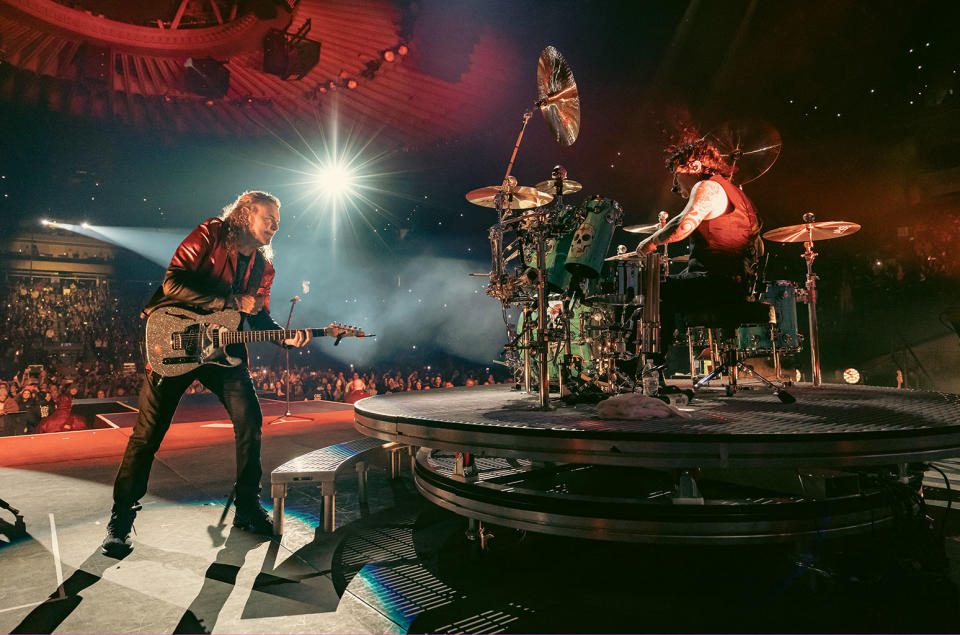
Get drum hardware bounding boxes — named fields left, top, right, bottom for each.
left=762, top=214, right=860, bottom=387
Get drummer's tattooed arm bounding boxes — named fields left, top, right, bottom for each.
left=636, top=180, right=728, bottom=252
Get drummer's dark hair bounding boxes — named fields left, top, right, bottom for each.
left=665, top=134, right=733, bottom=179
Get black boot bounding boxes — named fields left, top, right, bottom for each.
left=233, top=493, right=273, bottom=535
left=101, top=502, right=141, bottom=557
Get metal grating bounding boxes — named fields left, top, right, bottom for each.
left=357, top=384, right=960, bottom=437
left=272, top=437, right=383, bottom=476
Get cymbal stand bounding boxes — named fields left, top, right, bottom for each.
left=498, top=109, right=550, bottom=408
left=800, top=213, right=823, bottom=386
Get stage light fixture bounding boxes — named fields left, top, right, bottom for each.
left=40, top=219, right=49, bottom=226
left=842, top=368, right=861, bottom=384
left=346, top=79, right=358, bottom=89
left=397, top=44, right=408, bottom=56
left=383, top=50, right=395, bottom=62
left=81, top=222, right=91, bottom=229
left=315, top=162, right=357, bottom=201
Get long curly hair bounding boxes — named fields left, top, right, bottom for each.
left=220, top=190, right=279, bottom=262
left=664, top=129, right=734, bottom=179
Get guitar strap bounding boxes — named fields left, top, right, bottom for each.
left=245, top=250, right=266, bottom=295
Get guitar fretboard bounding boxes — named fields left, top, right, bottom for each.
left=222, top=328, right=329, bottom=345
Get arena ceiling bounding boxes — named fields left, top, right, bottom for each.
left=0, top=0, right=517, bottom=146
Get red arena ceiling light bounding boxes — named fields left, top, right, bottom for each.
left=382, top=50, right=395, bottom=62
left=346, top=79, right=358, bottom=89
left=397, top=44, right=408, bottom=56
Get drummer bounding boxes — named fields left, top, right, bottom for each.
left=634, top=135, right=763, bottom=364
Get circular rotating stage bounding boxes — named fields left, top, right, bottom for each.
left=354, top=384, right=960, bottom=542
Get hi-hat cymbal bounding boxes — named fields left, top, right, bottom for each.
left=537, top=46, right=580, bottom=146
left=623, top=223, right=661, bottom=234
left=604, top=252, right=643, bottom=262
left=534, top=178, right=582, bottom=196
left=704, top=119, right=782, bottom=185
left=466, top=185, right=553, bottom=209
left=762, top=221, right=861, bottom=243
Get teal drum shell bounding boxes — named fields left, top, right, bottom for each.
left=516, top=301, right=592, bottom=382
left=737, top=280, right=802, bottom=354
left=526, top=232, right=574, bottom=293
left=564, top=197, right=622, bottom=279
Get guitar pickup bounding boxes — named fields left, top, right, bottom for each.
left=162, top=356, right=195, bottom=365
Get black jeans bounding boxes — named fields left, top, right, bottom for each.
left=112, top=364, right=263, bottom=507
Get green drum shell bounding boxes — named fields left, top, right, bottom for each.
left=737, top=281, right=801, bottom=354
left=516, top=301, right=592, bottom=382
left=526, top=233, right=574, bottom=293
left=565, top=198, right=621, bottom=279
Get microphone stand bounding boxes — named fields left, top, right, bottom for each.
left=268, top=296, right=312, bottom=425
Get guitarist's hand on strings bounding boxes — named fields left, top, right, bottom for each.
left=284, top=330, right=312, bottom=348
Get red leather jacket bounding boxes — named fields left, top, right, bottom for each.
left=142, top=217, right=281, bottom=331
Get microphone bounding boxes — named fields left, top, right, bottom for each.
left=671, top=184, right=680, bottom=194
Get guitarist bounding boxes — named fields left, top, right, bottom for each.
left=102, top=191, right=312, bottom=557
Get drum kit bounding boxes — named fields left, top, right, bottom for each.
left=468, top=47, right=860, bottom=407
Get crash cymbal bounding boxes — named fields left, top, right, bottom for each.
left=762, top=221, right=861, bottom=243
left=623, top=223, right=661, bottom=234
left=534, top=178, right=582, bottom=196
left=537, top=46, right=580, bottom=146
left=604, top=252, right=644, bottom=262
left=466, top=185, right=553, bottom=209
left=704, top=119, right=782, bottom=185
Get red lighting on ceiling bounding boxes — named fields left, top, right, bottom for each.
left=346, top=79, right=358, bottom=89
left=397, top=44, right=408, bottom=56
left=383, top=50, right=395, bottom=62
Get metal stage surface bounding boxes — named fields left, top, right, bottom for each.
left=354, top=384, right=960, bottom=468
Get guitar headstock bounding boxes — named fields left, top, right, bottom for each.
left=326, top=322, right=370, bottom=339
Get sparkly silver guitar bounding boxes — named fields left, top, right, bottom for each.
left=144, top=305, right=369, bottom=377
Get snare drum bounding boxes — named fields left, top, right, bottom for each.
left=564, top=197, right=622, bottom=279
left=737, top=280, right=802, bottom=354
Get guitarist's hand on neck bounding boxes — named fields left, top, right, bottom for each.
left=237, top=294, right=264, bottom=315
left=284, top=329, right=313, bottom=348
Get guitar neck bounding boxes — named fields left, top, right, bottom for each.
left=225, top=327, right=329, bottom=345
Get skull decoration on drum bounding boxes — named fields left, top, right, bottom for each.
left=569, top=222, right=595, bottom=259
left=565, top=197, right=623, bottom=279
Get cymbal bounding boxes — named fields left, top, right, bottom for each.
left=604, top=252, right=643, bottom=262
left=762, top=221, right=861, bottom=243
left=534, top=178, right=582, bottom=196
left=466, top=185, right=553, bottom=209
left=623, top=223, right=661, bottom=234
left=704, top=119, right=782, bottom=185
left=604, top=251, right=691, bottom=262
left=537, top=46, right=580, bottom=146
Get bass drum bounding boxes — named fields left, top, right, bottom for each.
left=564, top=197, right=622, bottom=280
left=737, top=280, right=802, bottom=354
left=516, top=300, right=594, bottom=383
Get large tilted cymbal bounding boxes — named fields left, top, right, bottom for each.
left=537, top=46, right=580, bottom=146
left=466, top=185, right=553, bottom=209
left=762, top=221, right=861, bottom=243
left=534, top=178, right=582, bottom=196
left=623, top=222, right=661, bottom=234
left=704, top=119, right=782, bottom=185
